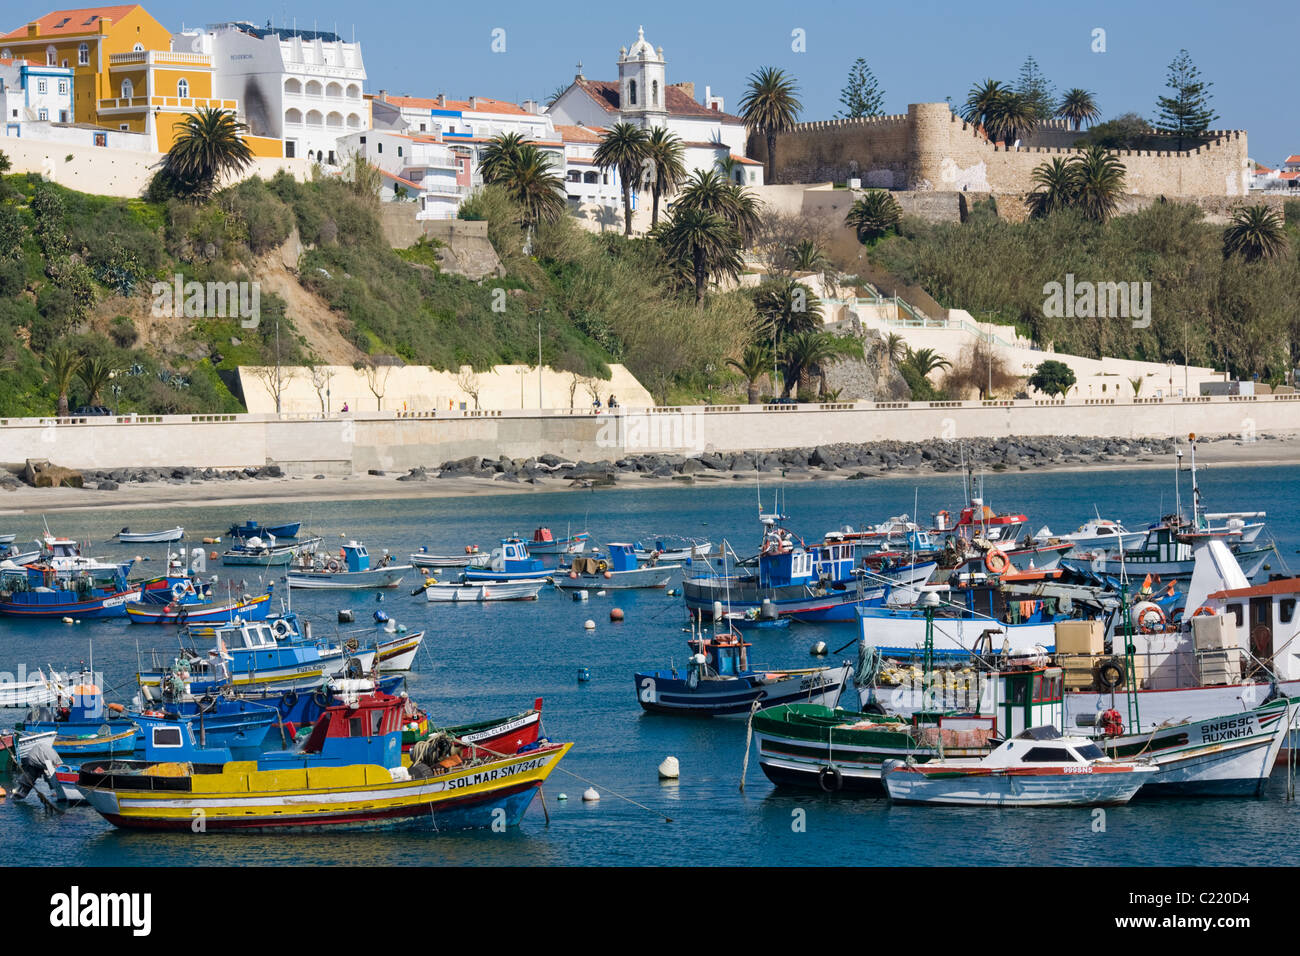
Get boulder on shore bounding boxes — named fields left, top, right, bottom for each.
left=22, top=459, right=83, bottom=489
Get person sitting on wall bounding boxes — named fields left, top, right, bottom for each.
left=608, top=395, right=618, bottom=409
left=592, top=397, right=602, bottom=414
left=341, top=402, right=349, bottom=413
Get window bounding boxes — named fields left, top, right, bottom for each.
left=1074, top=743, right=1105, bottom=760
left=327, top=150, right=335, bottom=165
left=60, top=110, right=69, bottom=122
left=120, top=78, right=133, bottom=99
left=284, top=140, right=295, bottom=158
left=120, top=124, right=129, bottom=131
left=652, top=80, right=658, bottom=106
left=152, top=727, right=183, bottom=748
left=377, top=142, right=382, bottom=153
left=397, top=146, right=402, bottom=157
left=359, top=135, right=366, bottom=144
left=93, top=131, right=106, bottom=146
left=567, top=170, right=580, bottom=182
left=1227, top=604, right=1244, bottom=628
left=1021, top=747, right=1077, bottom=763
left=348, top=716, right=364, bottom=737
left=628, top=79, right=637, bottom=106
left=177, top=78, right=189, bottom=98
left=133, top=43, right=144, bottom=52
left=37, top=80, right=47, bottom=94
left=419, top=122, right=426, bottom=131
left=38, top=109, right=47, bottom=121
left=46, top=45, right=57, bottom=66
left=58, top=80, right=68, bottom=95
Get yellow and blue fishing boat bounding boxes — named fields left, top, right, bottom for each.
left=74, top=685, right=571, bottom=831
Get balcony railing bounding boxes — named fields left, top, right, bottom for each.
left=109, top=50, right=214, bottom=67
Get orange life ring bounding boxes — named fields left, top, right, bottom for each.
left=1191, top=606, right=1217, bottom=617
left=984, top=549, right=1010, bottom=574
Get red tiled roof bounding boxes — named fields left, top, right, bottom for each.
left=4, top=5, right=139, bottom=39
left=1285, top=154, right=1300, bottom=164
left=1280, top=171, right=1300, bottom=181
left=555, top=123, right=605, bottom=143
left=729, top=153, right=762, bottom=166
left=571, top=77, right=743, bottom=123
left=378, top=169, right=421, bottom=190
left=0, top=56, right=42, bottom=66
left=381, top=93, right=532, bottom=117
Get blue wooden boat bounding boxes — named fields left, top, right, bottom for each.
left=13, top=682, right=139, bottom=756
left=722, top=611, right=792, bottom=630
left=228, top=520, right=301, bottom=540
left=634, top=629, right=852, bottom=717
left=462, top=537, right=551, bottom=582
left=553, top=543, right=680, bottom=589
left=126, top=590, right=272, bottom=625
left=0, top=564, right=139, bottom=619
left=129, top=700, right=276, bottom=753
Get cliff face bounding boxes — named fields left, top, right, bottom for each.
left=817, top=326, right=910, bottom=401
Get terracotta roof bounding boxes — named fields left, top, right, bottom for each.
left=571, top=77, right=743, bottom=123
left=729, top=153, right=762, bottom=166
left=1209, top=578, right=1300, bottom=601
left=381, top=94, right=533, bottom=117
left=1280, top=171, right=1300, bottom=181
left=555, top=123, right=605, bottom=143
left=0, top=56, right=41, bottom=66
left=4, top=5, right=138, bottom=38
left=1285, top=154, right=1300, bottom=164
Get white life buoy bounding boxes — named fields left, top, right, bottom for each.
left=171, top=582, right=188, bottom=601
left=1134, top=601, right=1166, bottom=633
left=272, top=619, right=292, bottom=639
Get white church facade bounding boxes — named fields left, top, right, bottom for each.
left=546, top=26, right=762, bottom=188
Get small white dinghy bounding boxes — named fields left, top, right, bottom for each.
left=881, top=726, right=1156, bottom=807
left=115, top=527, right=185, bottom=544
left=422, top=578, right=546, bottom=602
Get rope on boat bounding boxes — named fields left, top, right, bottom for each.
left=739, top=699, right=761, bottom=793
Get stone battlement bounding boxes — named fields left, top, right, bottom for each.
left=753, top=103, right=1251, bottom=198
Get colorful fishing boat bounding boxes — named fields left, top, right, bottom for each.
left=13, top=682, right=139, bottom=757
left=126, top=591, right=272, bottom=625
left=635, top=628, right=851, bottom=717
left=222, top=535, right=321, bottom=567
left=75, top=687, right=572, bottom=832
left=527, top=527, right=590, bottom=555
left=553, top=543, right=680, bottom=590
left=0, top=564, right=140, bottom=619
left=462, top=538, right=551, bottom=582
left=287, top=541, right=410, bottom=589
left=633, top=537, right=713, bottom=562
left=880, top=726, right=1156, bottom=807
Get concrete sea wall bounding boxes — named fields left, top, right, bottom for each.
left=2, top=396, right=1295, bottom=477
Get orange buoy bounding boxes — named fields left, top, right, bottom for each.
left=610, top=607, right=624, bottom=621
left=210, top=551, right=218, bottom=561
left=568, top=571, right=578, bottom=579
left=603, top=571, right=612, bottom=580
left=107, top=702, right=125, bottom=713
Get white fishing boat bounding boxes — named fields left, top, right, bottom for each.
left=0, top=533, right=15, bottom=546
left=881, top=726, right=1156, bottom=806
left=114, top=526, right=185, bottom=544
left=286, top=541, right=410, bottom=589
left=409, top=547, right=491, bottom=570
left=632, top=537, right=714, bottom=562
left=422, top=578, right=546, bottom=602
left=1042, top=517, right=1147, bottom=555
left=552, top=543, right=680, bottom=590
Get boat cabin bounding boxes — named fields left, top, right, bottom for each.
left=983, top=725, right=1106, bottom=768
left=1204, top=576, right=1300, bottom=682
left=533, top=528, right=555, bottom=544
left=605, top=543, right=639, bottom=573
left=492, top=538, right=546, bottom=573
left=686, top=632, right=751, bottom=679
left=260, top=690, right=404, bottom=768
left=341, top=542, right=371, bottom=573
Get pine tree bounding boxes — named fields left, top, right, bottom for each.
left=1155, top=49, right=1217, bottom=150
left=837, top=58, right=885, bottom=118
left=1015, top=56, right=1057, bottom=121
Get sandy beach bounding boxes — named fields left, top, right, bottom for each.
left=2, top=435, right=1295, bottom=517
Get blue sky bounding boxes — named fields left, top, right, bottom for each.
left=61, top=0, right=1300, bottom=162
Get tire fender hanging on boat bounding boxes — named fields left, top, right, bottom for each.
left=818, top=765, right=842, bottom=792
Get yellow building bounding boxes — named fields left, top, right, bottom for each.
left=2, top=5, right=280, bottom=155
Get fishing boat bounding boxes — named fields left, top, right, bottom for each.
left=126, top=591, right=271, bottom=625
left=633, top=537, right=713, bottom=562
left=635, top=628, right=851, bottom=717
left=422, top=578, right=545, bottom=602
left=405, top=698, right=547, bottom=758
left=1060, top=522, right=1271, bottom=583
left=137, top=614, right=379, bottom=693
left=287, top=541, right=410, bottom=590
left=462, top=537, right=551, bottom=582
left=0, top=533, right=14, bottom=546
left=222, top=535, right=321, bottom=567
left=527, top=527, right=590, bottom=555
left=37, top=534, right=134, bottom=580
left=0, top=564, right=140, bottom=619
left=931, top=495, right=1028, bottom=546
left=553, top=543, right=680, bottom=590
left=228, top=520, right=302, bottom=540
left=1044, top=517, right=1147, bottom=555
left=75, top=686, right=572, bottom=832
left=409, top=546, right=490, bottom=570
left=13, top=682, right=138, bottom=758
left=880, top=726, right=1156, bottom=807
left=723, top=610, right=792, bottom=631
left=115, top=527, right=185, bottom=544
left=129, top=701, right=276, bottom=753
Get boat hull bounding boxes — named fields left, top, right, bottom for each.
left=117, top=528, right=184, bottom=544
left=635, top=665, right=851, bottom=718
left=881, top=762, right=1154, bottom=806
left=425, top=581, right=544, bottom=602
left=552, top=566, right=677, bottom=589
left=286, top=567, right=410, bottom=589
left=126, top=593, right=270, bottom=624
left=78, top=743, right=571, bottom=832
left=0, top=587, right=139, bottom=619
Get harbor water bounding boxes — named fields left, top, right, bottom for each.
left=2, top=463, right=1299, bottom=866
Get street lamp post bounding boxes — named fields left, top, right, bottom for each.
left=530, top=308, right=547, bottom=410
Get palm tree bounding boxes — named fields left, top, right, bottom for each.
left=901, top=346, right=951, bottom=379
left=727, top=342, right=774, bottom=404
left=77, top=356, right=114, bottom=407
left=488, top=142, right=566, bottom=232
left=1223, top=205, right=1288, bottom=262
left=659, top=206, right=742, bottom=306
left=961, top=79, right=1007, bottom=131
left=644, top=127, right=687, bottom=229
left=781, top=331, right=858, bottom=399
left=163, top=107, right=254, bottom=200
left=675, top=170, right=763, bottom=246
left=478, top=132, right=529, bottom=185
left=753, top=277, right=822, bottom=341
left=44, top=342, right=83, bottom=417
left=739, top=67, right=802, bottom=185
left=594, top=122, right=651, bottom=236
left=785, top=239, right=828, bottom=274
left=1057, top=89, right=1101, bottom=131
left=715, top=155, right=741, bottom=183
left=845, top=190, right=902, bottom=244
left=1070, top=145, right=1127, bottom=223
left=1026, top=157, right=1078, bottom=218
left=545, top=86, right=567, bottom=108
left=985, top=91, right=1036, bottom=147
left=882, top=332, right=906, bottom=375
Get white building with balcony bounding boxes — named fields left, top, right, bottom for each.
left=336, top=128, right=466, bottom=219
left=174, top=21, right=366, bottom=165
left=0, top=56, right=73, bottom=134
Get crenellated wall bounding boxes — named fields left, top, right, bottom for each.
left=751, top=103, right=1252, bottom=198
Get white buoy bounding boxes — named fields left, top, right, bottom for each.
left=584, top=619, right=596, bottom=630
left=582, top=787, right=600, bottom=801
left=712, top=600, right=723, bottom=622
left=810, top=641, right=828, bottom=656
left=557, top=793, right=568, bottom=801
left=62, top=616, right=74, bottom=625
left=596, top=590, right=607, bottom=596
left=658, top=756, right=680, bottom=780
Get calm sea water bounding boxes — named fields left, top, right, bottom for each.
left=2, top=463, right=1299, bottom=867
